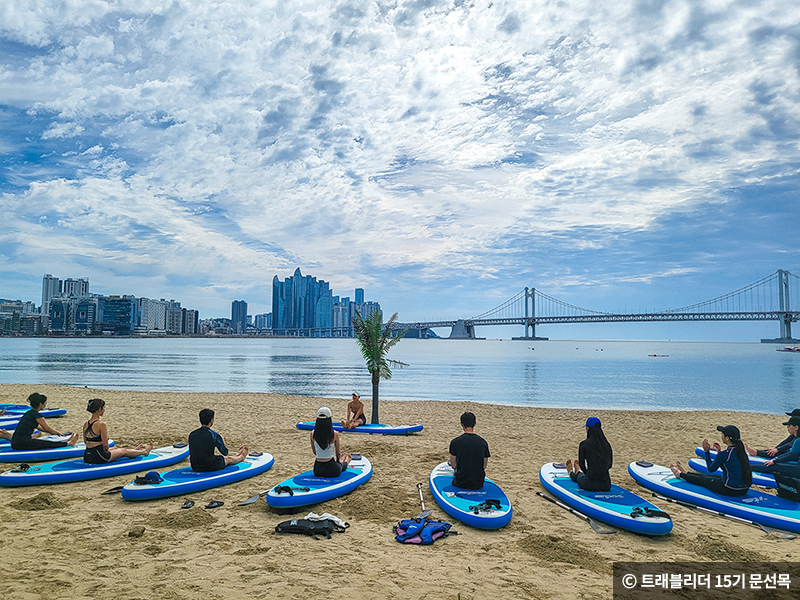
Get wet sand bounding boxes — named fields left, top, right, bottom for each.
left=0, top=384, right=795, bottom=600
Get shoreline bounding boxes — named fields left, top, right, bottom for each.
left=0, top=384, right=796, bottom=600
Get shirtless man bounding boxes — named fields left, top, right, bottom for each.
left=341, top=393, right=367, bottom=429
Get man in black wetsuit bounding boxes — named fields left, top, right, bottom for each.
left=448, top=411, right=490, bottom=490
left=188, top=408, right=248, bottom=472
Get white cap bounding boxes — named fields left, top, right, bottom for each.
left=317, top=407, right=332, bottom=419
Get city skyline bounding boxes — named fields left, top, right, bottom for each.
left=1, top=3, right=799, bottom=341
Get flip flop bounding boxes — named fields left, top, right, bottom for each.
left=181, top=500, right=195, bottom=509
left=205, top=500, right=224, bottom=509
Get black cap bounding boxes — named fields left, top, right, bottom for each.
left=716, top=425, right=741, bottom=441
left=785, top=409, right=800, bottom=417
left=783, top=416, right=800, bottom=427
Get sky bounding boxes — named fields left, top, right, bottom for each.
left=1, top=0, right=799, bottom=341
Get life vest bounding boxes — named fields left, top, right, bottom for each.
left=394, top=518, right=454, bottom=545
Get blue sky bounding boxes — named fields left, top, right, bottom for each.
left=1, top=1, right=799, bottom=341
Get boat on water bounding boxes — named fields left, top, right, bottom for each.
left=777, top=346, right=800, bottom=353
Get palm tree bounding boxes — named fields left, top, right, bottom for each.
left=352, top=308, right=409, bottom=424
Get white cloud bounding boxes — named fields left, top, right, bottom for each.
left=0, top=0, right=799, bottom=320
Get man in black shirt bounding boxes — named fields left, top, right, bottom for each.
left=448, top=412, right=490, bottom=490
left=188, top=408, right=248, bottom=472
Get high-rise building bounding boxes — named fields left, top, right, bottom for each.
left=231, top=300, right=248, bottom=334
left=272, top=268, right=332, bottom=333
left=62, top=278, right=89, bottom=297
left=355, top=288, right=364, bottom=304
left=100, top=295, right=136, bottom=335
left=41, top=274, right=60, bottom=316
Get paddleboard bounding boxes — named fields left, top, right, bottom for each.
left=428, top=461, right=512, bottom=529
left=0, top=407, right=66, bottom=418
left=0, top=443, right=190, bottom=486
left=121, top=451, right=275, bottom=500
left=688, top=457, right=776, bottom=489
left=0, top=439, right=115, bottom=463
left=628, top=461, right=800, bottom=533
left=295, top=422, right=423, bottom=435
left=539, top=462, right=672, bottom=535
left=0, top=418, right=21, bottom=430
left=266, top=455, right=372, bottom=508
left=694, top=447, right=768, bottom=468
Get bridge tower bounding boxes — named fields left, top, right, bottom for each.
left=512, top=287, right=549, bottom=341
left=761, top=269, right=799, bottom=344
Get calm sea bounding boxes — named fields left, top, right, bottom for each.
left=0, top=338, right=797, bottom=414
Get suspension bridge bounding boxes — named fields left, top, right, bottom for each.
left=398, top=269, right=800, bottom=343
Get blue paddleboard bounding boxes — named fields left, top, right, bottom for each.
left=0, top=437, right=115, bottom=462
left=121, top=452, right=275, bottom=500
left=429, top=461, right=512, bottom=529
left=266, top=455, right=372, bottom=508
left=628, top=461, right=800, bottom=533
left=0, top=443, right=190, bottom=486
left=295, top=422, right=422, bottom=435
left=0, top=418, right=21, bottom=430
left=539, top=462, right=672, bottom=535
left=688, top=457, right=776, bottom=488
left=0, top=407, right=67, bottom=418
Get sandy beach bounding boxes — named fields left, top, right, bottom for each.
left=0, top=384, right=796, bottom=600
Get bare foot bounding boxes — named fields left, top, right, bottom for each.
left=240, top=446, right=249, bottom=457
left=669, top=464, right=682, bottom=478
left=573, top=459, right=582, bottom=473
left=67, top=433, right=79, bottom=446
left=142, top=443, right=154, bottom=454
left=565, top=459, right=573, bottom=473
left=675, top=460, right=686, bottom=474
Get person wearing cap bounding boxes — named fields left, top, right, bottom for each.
left=188, top=408, right=248, bottom=472
left=564, top=417, right=613, bottom=492
left=82, top=398, right=153, bottom=464
left=669, top=425, right=752, bottom=496
left=312, top=407, right=351, bottom=477
left=341, top=392, right=367, bottom=429
left=449, top=412, right=491, bottom=490
left=746, top=409, right=800, bottom=458
left=754, top=415, right=800, bottom=478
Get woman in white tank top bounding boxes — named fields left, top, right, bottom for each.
left=311, top=407, right=351, bottom=477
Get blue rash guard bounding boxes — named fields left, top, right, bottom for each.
left=771, top=436, right=800, bottom=465
left=703, top=446, right=749, bottom=491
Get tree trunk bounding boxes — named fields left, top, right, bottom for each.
left=371, top=370, right=380, bottom=424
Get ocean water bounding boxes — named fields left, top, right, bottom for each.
left=0, top=338, right=797, bottom=414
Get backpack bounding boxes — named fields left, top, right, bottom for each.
left=394, top=518, right=454, bottom=545
left=274, top=518, right=346, bottom=539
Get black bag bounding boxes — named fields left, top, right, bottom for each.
left=274, top=518, right=346, bottom=539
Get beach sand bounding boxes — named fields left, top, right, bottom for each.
left=0, top=384, right=796, bottom=600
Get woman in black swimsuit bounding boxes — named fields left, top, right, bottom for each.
left=83, top=398, right=153, bottom=464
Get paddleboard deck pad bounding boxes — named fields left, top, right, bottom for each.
left=628, top=461, right=800, bottom=533
left=688, top=457, right=776, bottom=489
left=0, top=443, right=190, bottom=486
left=429, top=461, right=512, bottom=529
left=0, top=439, right=115, bottom=463
left=266, top=455, right=372, bottom=508
left=121, top=452, right=275, bottom=500
left=539, top=462, right=672, bottom=535
left=295, top=422, right=422, bottom=435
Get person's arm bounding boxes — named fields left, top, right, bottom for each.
left=210, top=430, right=229, bottom=456
left=449, top=454, right=457, bottom=469
left=578, top=441, right=588, bottom=473
left=334, top=431, right=341, bottom=461
left=98, top=422, right=110, bottom=451
left=35, top=416, right=61, bottom=436
left=706, top=448, right=726, bottom=473
left=772, top=438, right=800, bottom=464
left=346, top=403, right=354, bottom=421
left=310, top=431, right=316, bottom=456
